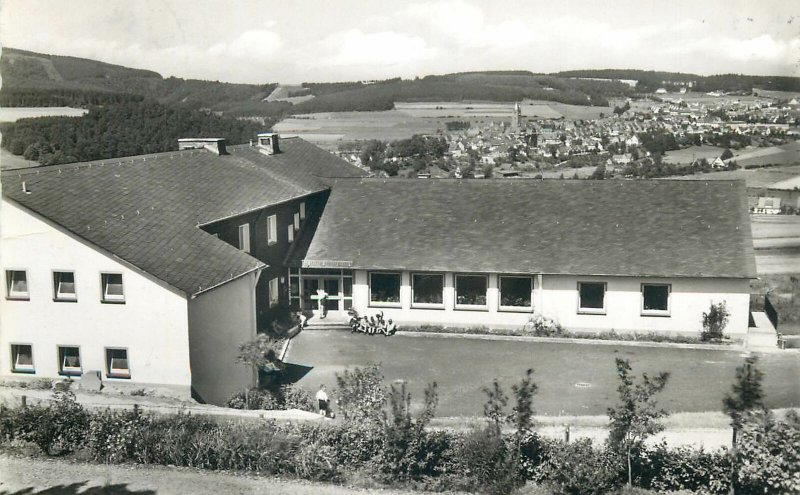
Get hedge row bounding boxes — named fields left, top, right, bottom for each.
left=0, top=391, right=797, bottom=494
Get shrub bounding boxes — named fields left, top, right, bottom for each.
left=87, top=406, right=151, bottom=463
left=227, top=388, right=281, bottom=410
left=15, top=391, right=90, bottom=455
left=335, top=364, right=386, bottom=423
left=636, top=443, right=731, bottom=494
left=524, top=314, right=564, bottom=337
left=294, top=440, right=342, bottom=481
left=535, top=439, right=623, bottom=495
left=701, top=302, right=730, bottom=341
left=280, top=384, right=315, bottom=412
left=734, top=410, right=800, bottom=494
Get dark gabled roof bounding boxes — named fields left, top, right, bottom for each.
left=301, top=179, right=756, bottom=279
left=2, top=138, right=367, bottom=296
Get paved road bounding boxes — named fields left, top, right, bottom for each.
left=0, top=454, right=441, bottom=495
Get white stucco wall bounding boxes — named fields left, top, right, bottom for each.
left=540, top=275, right=751, bottom=336
left=187, top=272, right=258, bottom=406
left=0, top=198, right=192, bottom=390
left=351, top=269, right=751, bottom=335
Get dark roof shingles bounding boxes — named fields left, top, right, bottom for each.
left=2, top=138, right=366, bottom=295
left=302, top=179, right=756, bottom=279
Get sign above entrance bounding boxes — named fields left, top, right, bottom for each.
left=302, top=260, right=353, bottom=268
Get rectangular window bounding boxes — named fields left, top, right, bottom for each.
left=293, top=212, right=300, bottom=231
left=412, top=273, right=444, bottom=307
left=578, top=282, right=606, bottom=314
left=269, top=277, right=279, bottom=306
left=369, top=272, right=401, bottom=306
left=267, top=215, right=277, bottom=245
left=238, top=223, right=251, bottom=253
left=642, top=284, right=670, bottom=315
left=101, top=273, right=125, bottom=303
left=58, top=346, right=82, bottom=376
left=11, top=344, right=34, bottom=373
left=287, top=224, right=294, bottom=242
left=106, top=348, right=130, bottom=379
left=499, top=276, right=533, bottom=309
left=53, top=271, right=77, bottom=301
left=5, top=270, right=29, bottom=300
left=299, top=202, right=306, bottom=220
left=455, top=274, right=488, bottom=308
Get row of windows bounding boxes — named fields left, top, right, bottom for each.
left=369, top=273, right=671, bottom=315
left=10, top=344, right=130, bottom=379
left=5, top=270, right=124, bottom=303
left=577, top=282, right=670, bottom=315
left=369, top=273, right=534, bottom=310
left=237, top=202, right=306, bottom=253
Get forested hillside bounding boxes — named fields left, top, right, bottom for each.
left=1, top=101, right=264, bottom=166
left=556, top=69, right=800, bottom=93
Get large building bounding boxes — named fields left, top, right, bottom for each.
left=1, top=135, right=756, bottom=404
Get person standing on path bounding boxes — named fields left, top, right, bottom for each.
left=317, top=288, right=328, bottom=319
left=316, top=384, right=329, bottom=416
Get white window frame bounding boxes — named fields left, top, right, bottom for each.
left=498, top=275, right=534, bottom=312
left=11, top=344, right=34, bottom=373
left=293, top=212, right=300, bottom=231
left=411, top=272, right=445, bottom=309
left=299, top=202, right=306, bottom=220
left=105, top=348, right=131, bottom=379
left=577, top=281, right=607, bottom=315
left=5, top=269, right=29, bottom=300
left=641, top=283, right=671, bottom=317
left=53, top=270, right=77, bottom=302
left=269, top=277, right=280, bottom=306
left=101, top=272, right=125, bottom=303
left=454, top=274, right=489, bottom=311
left=58, top=345, right=82, bottom=376
left=287, top=224, right=294, bottom=242
left=267, top=215, right=278, bottom=245
left=238, top=223, right=251, bottom=253
left=368, top=272, right=402, bottom=308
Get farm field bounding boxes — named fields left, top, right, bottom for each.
left=663, top=145, right=726, bottom=164
left=0, top=148, right=38, bottom=170
left=752, top=214, right=800, bottom=275
left=275, top=100, right=611, bottom=148
left=0, top=106, right=87, bottom=122
left=286, top=331, right=800, bottom=417
left=673, top=164, right=800, bottom=188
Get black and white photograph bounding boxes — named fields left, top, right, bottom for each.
left=0, top=1, right=798, bottom=493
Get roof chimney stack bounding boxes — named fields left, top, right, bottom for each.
left=177, top=138, right=227, bottom=155
left=256, top=132, right=280, bottom=155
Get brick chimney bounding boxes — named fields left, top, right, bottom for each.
left=177, top=138, right=227, bottom=155
left=256, top=132, right=280, bottom=155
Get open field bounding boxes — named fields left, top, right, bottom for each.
left=752, top=215, right=800, bottom=275
left=286, top=331, right=800, bottom=417
left=275, top=101, right=611, bottom=148
left=673, top=164, right=800, bottom=188
left=0, top=149, right=38, bottom=170
left=733, top=141, right=800, bottom=168
left=663, top=145, right=726, bottom=164
left=0, top=106, right=87, bottom=122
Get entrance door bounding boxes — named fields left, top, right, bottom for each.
left=323, top=278, right=340, bottom=313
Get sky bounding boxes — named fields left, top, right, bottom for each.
left=1, top=0, right=797, bottom=84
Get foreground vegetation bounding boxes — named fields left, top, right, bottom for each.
left=1, top=358, right=797, bottom=494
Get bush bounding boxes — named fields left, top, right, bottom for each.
left=734, top=410, right=800, bottom=494
left=15, top=391, right=90, bottom=455
left=701, top=302, right=730, bottom=341
left=227, top=387, right=281, bottom=410
left=535, top=439, right=623, bottom=495
left=636, top=443, right=731, bottom=494
left=335, top=364, right=386, bottom=423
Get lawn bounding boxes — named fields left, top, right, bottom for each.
left=285, top=331, right=800, bottom=417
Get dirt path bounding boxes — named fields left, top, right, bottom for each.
left=0, top=454, right=447, bottom=495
